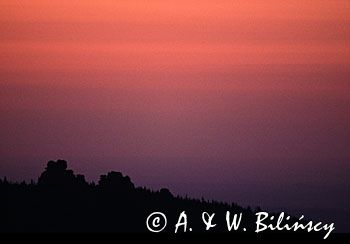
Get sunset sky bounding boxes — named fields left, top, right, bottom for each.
left=1, top=1, right=349, bottom=230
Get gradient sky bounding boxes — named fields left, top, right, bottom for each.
left=1, top=0, right=350, bottom=230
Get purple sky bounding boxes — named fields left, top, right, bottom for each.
left=1, top=1, right=350, bottom=231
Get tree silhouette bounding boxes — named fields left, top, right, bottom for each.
left=0, top=159, right=308, bottom=235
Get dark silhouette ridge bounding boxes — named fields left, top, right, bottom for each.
left=0, top=159, right=308, bottom=234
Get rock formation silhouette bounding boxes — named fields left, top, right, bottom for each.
left=0, top=159, right=305, bottom=235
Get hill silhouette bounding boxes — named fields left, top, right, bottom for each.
left=1, top=159, right=303, bottom=234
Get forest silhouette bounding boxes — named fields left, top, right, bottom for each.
left=1, top=159, right=305, bottom=234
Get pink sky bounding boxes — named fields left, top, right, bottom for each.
left=0, top=0, right=350, bottom=230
